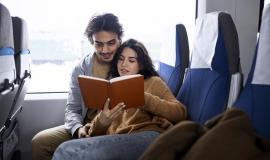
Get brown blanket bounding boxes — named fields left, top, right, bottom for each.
left=140, top=108, right=270, bottom=160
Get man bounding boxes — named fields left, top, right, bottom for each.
left=31, top=13, right=123, bottom=160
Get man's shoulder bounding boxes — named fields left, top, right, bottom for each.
left=72, top=53, right=94, bottom=76
left=80, top=54, right=93, bottom=67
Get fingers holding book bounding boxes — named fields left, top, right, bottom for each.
left=98, top=98, right=126, bottom=126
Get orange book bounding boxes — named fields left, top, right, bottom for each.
left=78, top=74, right=145, bottom=109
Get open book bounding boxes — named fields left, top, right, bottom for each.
left=78, top=74, right=145, bottom=109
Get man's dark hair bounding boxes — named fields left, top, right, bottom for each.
left=84, top=13, right=124, bottom=44
left=108, top=39, right=159, bottom=79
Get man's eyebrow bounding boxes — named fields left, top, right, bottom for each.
left=94, top=39, right=116, bottom=44
left=107, top=39, right=117, bottom=43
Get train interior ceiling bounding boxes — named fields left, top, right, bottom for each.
left=0, top=0, right=269, bottom=160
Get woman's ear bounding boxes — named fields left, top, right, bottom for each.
left=139, top=64, right=144, bottom=71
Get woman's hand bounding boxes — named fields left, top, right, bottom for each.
left=98, top=98, right=126, bottom=126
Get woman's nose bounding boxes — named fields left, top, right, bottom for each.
left=121, top=60, right=128, bottom=66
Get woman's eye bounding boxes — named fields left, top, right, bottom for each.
left=118, top=57, right=124, bottom=61
left=129, top=58, right=137, bottom=63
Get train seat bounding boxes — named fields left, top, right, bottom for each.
left=0, top=3, right=17, bottom=134
left=234, top=4, right=270, bottom=139
left=0, top=3, right=21, bottom=160
left=177, top=12, right=241, bottom=124
left=9, top=16, right=31, bottom=121
left=158, top=24, right=189, bottom=96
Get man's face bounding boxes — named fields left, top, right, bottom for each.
left=93, top=31, right=121, bottom=63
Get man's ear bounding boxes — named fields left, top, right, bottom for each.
left=119, top=39, right=122, bottom=45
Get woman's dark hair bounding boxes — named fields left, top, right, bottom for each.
left=84, top=13, right=124, bottom=44
left=108, top=39, right=159, bottom=79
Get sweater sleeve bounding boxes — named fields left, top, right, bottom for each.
left=142, top=77, right=187, bottom=124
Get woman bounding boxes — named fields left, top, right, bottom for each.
left=52, top=39, right=186, bottom=160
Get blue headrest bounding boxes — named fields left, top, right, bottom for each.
left=191, top=12, right=229, bottom=73
left=12, top=16, right=31, bottom=80
left=159, top=24, right=189, bottom=95
left=167, top=24, right=189, bottom=94
left=234, top=4, right=270, bottom=138
left=175, top=24, right=189, bottom=67
left=12, top=17, right=29, bottom=55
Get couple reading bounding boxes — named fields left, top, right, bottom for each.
left=32, top=13, right=187, bottom=160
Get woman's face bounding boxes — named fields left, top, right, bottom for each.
left=117, top=47, right=140, bottom=76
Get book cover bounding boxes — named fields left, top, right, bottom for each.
left=78, top=74, right=145, bottom=109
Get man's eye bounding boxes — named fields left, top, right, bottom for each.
left=108, top=41, right=116, bottom=46
left=95, top=43, right=103, bottom=47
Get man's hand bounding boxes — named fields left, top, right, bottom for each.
left=77, top=123, right=91, bottom=138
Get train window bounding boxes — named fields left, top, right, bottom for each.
left=1, top=0, right=195, bottom=93
left=265, top=0, right=270, bottom=6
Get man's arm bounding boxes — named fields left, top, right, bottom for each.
left=64, top=64, right=85, bottom=136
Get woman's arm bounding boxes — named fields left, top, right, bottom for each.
left=142, top=77, right=187, bottom=124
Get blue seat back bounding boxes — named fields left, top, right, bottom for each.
left=234, top=4, right=270, bottom=138
left=9, top=16, right=31, bottom=120
left=0, top=3, right=17, bottom=131
left=12, top=16, right=31, bottom=81
left=158, top=24, right=189, bottom=95
left=177, top=12, right=240, bottom=124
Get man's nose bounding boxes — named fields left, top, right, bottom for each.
left=101, top=44, right=109, bottom=53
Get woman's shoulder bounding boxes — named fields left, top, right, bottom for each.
left=145, top=76, right=165, bottom=85
left=144, top=76, right=171, bottom=95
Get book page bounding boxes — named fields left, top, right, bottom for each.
left=109, top=74, right=142, bottom=83
left=78, top=75, right=108, bottom=83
